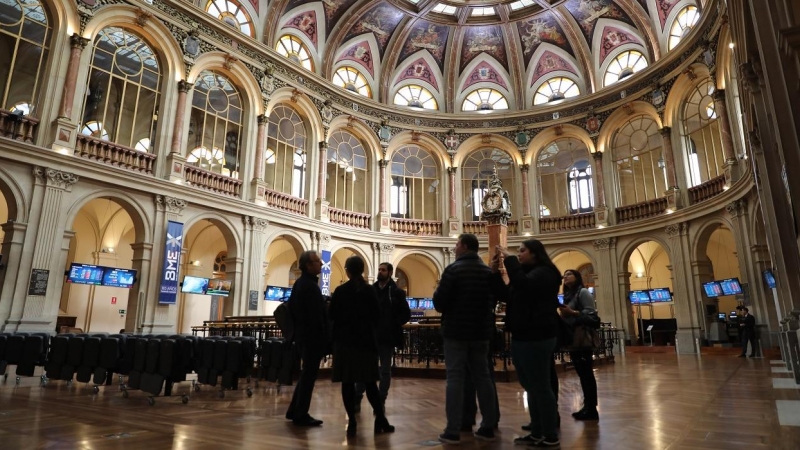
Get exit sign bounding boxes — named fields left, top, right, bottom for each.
left=118, top=309, right=126, bottom=314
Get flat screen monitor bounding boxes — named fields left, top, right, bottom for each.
left=265, top=285, right=285, bottom=301
left=558, top=294, right=564, bottom=305
left=763, top=269, right=776, bottom=289
left=282, top=288, right=292, bottom=301
left=719, top=278, right=743, bottom=296
left=407, top=298, right=419, bottom=309
left=729, top=310, right=738, bottom=317
left=718, top=313, right=727, bottom=320
left=181, top=275, right=209, bottom=294
left=67, top=263, right=105, bottom=286
left=419, top=298, right=433, bottom=310
left=649, top=288, right=672, bottom=302
left=102, top=267, right=137, bottom=288
left=703, top=281, right=723, bottom=298
left=205, top=279, right=231, bottom=297
left=628, top=290, right=650, bottom=304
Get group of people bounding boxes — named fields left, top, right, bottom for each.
left=282, top=234, right=600, bottom=447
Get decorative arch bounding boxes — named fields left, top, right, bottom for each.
left=691, top=215, right=737, bottom=262
left=550, top=246, right=598, bottom=269
left=390, top=50, right=444, bottom=103
left=182, top=212, right=242, bottom=260
left=327, top=115, right=383, bottom=165
left=453, top=134, right=520, bottom=167
left=187, top=52, right=263, bottom=116
left=617, top=235, right=673, bottom=270
left=596, top=100, right=663, bottom=153
left=276, top=3, right=326, bottom=70
left=455, top=53, right=515, bottom=111
left=329, top=243, right=374, bottom=277
left=386, top=131, right=449, bottom=169
left=333, top=33, right=381, bottom=91
left=662, top=62, right=711, bottom=128
left=262, top=229, right=308, bottom=257
left=266, top=87, right=325, bottom=144
left=64, top=189, right=152, bottom=244
left=593, top=19, right=649, bottom=82
left=598, top=47, right=649, bottom=89
left=525, top=44, right=584, bottom=97
left=392, top=249, right=443, bottom=279
left=0, top=167, right=29, bottom=223
left=526, top=123, right=597, bottom=165
left=657, top=0, right=699, bottom=52
left=715, top=26, right=734, bottom=90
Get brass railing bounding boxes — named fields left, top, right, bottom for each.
left=616, top=197, right=668, bottom=223
left=390, top=218, right=442, bottom=236
left=263, top=187, right=308, bottom=215
left=539, top=212, right=596, bottom=233
left=75, top=135, right=156, bottom=174
left=184, top=165, right=242, bottom=197
left=688, top=174, right=726, bottom=204
left=0, top=109, right=39, bottom=143
left=328, top=207, right=371, bottom=229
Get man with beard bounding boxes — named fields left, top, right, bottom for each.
left=355, top=262, right=411, bottom=410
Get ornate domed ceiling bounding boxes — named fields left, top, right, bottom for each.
left=267, top=0, right=703, bottom=112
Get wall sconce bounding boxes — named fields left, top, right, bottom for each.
left=636, top=272, right=644, bottom=278
left=101, top=247, right=115, bottom=254
left=190, top=260, right=200, bottom=266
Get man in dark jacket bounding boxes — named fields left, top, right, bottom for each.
left=433, top=233, right=498, bottom=444
left=739, top=307, right=757, bottom=357
left=356, top=262, right=410, bottom=409
left=285, top=250, right=327, bottom=426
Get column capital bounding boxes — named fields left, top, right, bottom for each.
left=519, top=164, right=530, bottom=173
left=177, top=80, right=193, bottom=93
left=155, top=195, right=187, bottom=213
left=33, top=167, right=79, bottom=189
left=592, top=237, right=616, bottom=250
left=379, top=159, right=389, bottom=168
left=378, top=243, right=395, bottom=253
left=447, top=166, right=458, bottom=175
left=70, top=33, right=89, bottom=50
left=257, top=114, right=268, bottom=125
left=592, top=151, right=604, bottom=161
left=659, top=126, right=672, bottom=136
left=712, top=89, right=726, bottom=102
left=726, top=198, right=747, bottom=218
left=665, top=222, right=688, bottom=238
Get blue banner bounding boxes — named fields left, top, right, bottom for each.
left=158, top=220, right=184, bottom=304
left=319, top=250, right=332, bottom=296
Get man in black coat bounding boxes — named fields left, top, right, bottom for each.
left=285, top=250, right=327, bottom=426
left=738, top=307, right=757, bottom=357
left=433, top=233, right=498, bottom=444
left=356, top=262, right=410, bottom=409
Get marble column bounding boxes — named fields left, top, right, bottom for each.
left=0, top=221, right=28, bottom=331
left=378, top=159, right=391, bottom=232
left=242, top=216, right=269, bottom=315
left=447, top=167, right=458, bottom=218
left=592, top=152, right=609, bottom=226
left=659, top=127, right=678, bottom=189
left=126, top=242, right=153, bottom=332
left=224, top=256, right=245, bottom=318
left=519, top=164, right=531, bottom=216
left=58, top=34, right=90, bottom=119
left=712, top=90, right=738, bottom=164
left=665, top=222, right=702, bottom=354
left=170, top=81, right=193, bottom=155
left=593, top=237, right=625, bottom=353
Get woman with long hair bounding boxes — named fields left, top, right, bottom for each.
left=560, top=269, right=600, bottom=421
left=329, top=255, right=395, bottom=437
left=492, top=239, right=562, bottom=448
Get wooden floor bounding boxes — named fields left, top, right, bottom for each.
left=1, top=354, right=798, bottom=449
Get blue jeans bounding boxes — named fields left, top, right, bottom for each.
left=443, top=339, right=498, bottom=435
left=512, top=338, right=558, bottom=439
left=356, top=344, right=394, bottom=400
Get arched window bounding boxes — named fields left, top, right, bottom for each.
left=612, top=115, right=666, bottom=206
left=327, top=130, right=369, bottom=213
left=393, top=85, right=438, bottom=110
left=539, top=205, right=551, bottom=216
left=0, top=0, right=50, bottom=118
left=333, top=67, right=371, bottom=97
left=462, top=88, right=508, bottom=112
left=533, top=77, right=580, bottom=105
left=683, top=78, right=724, bottom=186
left=603, top=50, right=648, bottom=87
left=537, top=138, right=593, bottom=216
left=80, top=27, right=160, bottom=151
left=188, top=71, right=243, bottom=178
left=213, top=251, right=227, bottom=273
left=266, top=104, right=307, bottom=198
left=391, top=145, right=439, bottom=220
left=276, top=35, right=313, bottom=71
left=668, top=6, right=700, bottom=50
left=461, top=149, right=515, bottom=220
left=206, top=0, right=254, bottom=37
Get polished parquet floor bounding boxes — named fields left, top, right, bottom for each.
left=0, top=353, right=798, bottom=449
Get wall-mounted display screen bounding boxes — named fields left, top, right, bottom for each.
left=181, top=276, right=209, bottom=294
left=67, top=263, right=105, bottom=286
left=763, top=270, right=776, bottom=289
left=719, top=278, right=743, bottom=296
left=418, top=298, right=433, bottom=310
left=407, top=298, right=419, bottom=309
left=649, top=288, right=672, bottom=302
left=283, top=288, right=292, bottom=301
left=102, top=268, right=137, bottom=288
left=718, top=313, right=727, bottom=320
left=703, top=281, right=723, bottom=298
left=265, top=286, right=284, bottom=301
left=628, top=290, right=650, bottom=304
left=207, top=279, right=231, bottom=297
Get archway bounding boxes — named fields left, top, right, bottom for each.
left=330, top=246, right=371, bottom=291
left=0, top=177, right=22, bottom=330
left=552, top=250, right=595, bottom=303
left=625, top=241, right=674, bottom=346
left=62, top=198, right=139, bottom=333
left=696, top=223, right=742, bottom=343
left=395, top=253, right=440, bottom=299
left=263, top=234, right=304, bottom=315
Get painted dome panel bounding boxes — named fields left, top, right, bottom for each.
left=283, top=10, right=318, bottom=47
left=516, top=11, right=573, bottom=67
left=463, top=61, right=509, bottom=91
left=398, top=20, right=451, bottom=71
left=286, top=0, right=358, bottom=33
left=460, top=26, right=508, bottom=73
left=338, top=41, right=375, bottom=77
left=563, top=0, right=637, bottom=47
left=599, top=26, right=644, bottom=62
left=396, top=57, right=440, bottom=91
left=531, top=50, right=579, bottom=86
left=342, top=2, right=404, bottom=57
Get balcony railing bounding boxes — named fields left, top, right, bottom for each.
left=688, top=175, right=726, bottom=204
left=463, top=221, right=487, bottom=235
left=390, top=218, right=442, bottom=236
left=508, top=220, right=518, bottom=235
left=263, top=187, right=308, bottom=215
left=0, top=109, right=39, bottom=143
left=328, top=207, right=371, bottom=230
left=75, top=135, right=156, bottom=175
left=539, top=212, right=596, bottom=233
left=184, top=165, right=242, bottom=197
left=616, top=197, right=668, bottom=223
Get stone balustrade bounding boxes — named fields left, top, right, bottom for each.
left=0, top=109, right=39, bottom=143
left=539, top=213, right=596, bottom=233
left=688, top=174, right=726, bottom=204
left=263, top=187, right=308, bottom=215
left=328, top=207, right=371, bottom=229
left=616, top=197, right=668, bottom=223
left=390, top=218, right=442, bottom=236
left=184, top=165, right=242, bottom=197
left=75, top=135, right=156, bottom=174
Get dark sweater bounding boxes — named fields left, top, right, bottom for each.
left=329, top=279, right=380, bottom=351
left=288, top=272, right=328, bottom=347
left=433, top=251, right=495, bottom=341
left=373, top=279, right=411, bottom=348
left=492, top=256, right=561, bottom=341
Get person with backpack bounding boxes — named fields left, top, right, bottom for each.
left=285, top=250, right=327, bottom=427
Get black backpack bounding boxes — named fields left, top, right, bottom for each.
left=274, top=302, right=294, bottom=343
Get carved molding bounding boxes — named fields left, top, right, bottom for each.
left=379, top=243, right=395, bottom=253
left=726, top=199, right=747, bottom=218
left=70, top=33, right=89, bottom=50
left=135, top=7, right=152, bottom=27
left=318, top=233, right=331, bottom=245
left=665, top=222, right=688, bottom=237
left=155, top=195, right=187, bottom=213
left=33, top=167, right=79, bottom=189
left=592, top=237, right=616, bottom=250
left=447, top=166, right=458, bottom=175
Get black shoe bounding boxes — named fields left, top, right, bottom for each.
left=521, top=424, right=532, bottom=431
left=556, top=412, right=561, bottom=429
left=292, top=416, right=323, bottom=427
left=438, top=432, right=460, bottom=444
left=573, top=409, right=599, bottom=421
left=513, top=434, right=542, bottom=445
left=534, top=437, right=560, bottom=447
left=374, top=416, right=395, bottom=434
left=285, top=411, right=294, bottom=420
left=473, top=427, right=496, bottom=441
left=571, top=408, right=585, bottom=418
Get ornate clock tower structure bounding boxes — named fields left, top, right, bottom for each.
left=480, top=166, right=512, bottom=262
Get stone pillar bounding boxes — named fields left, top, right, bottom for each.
left=242, top=216, right=269, bottom=315
left=223, top=256, right=244, bottom=318
left=518, top=164, right=534, bottom=235
left=659, top=127, right=681, bottom=210
left=593, top=237, right=625, bottom=353
left=315, top=141, right=330, bottom=222
left=125, top=242, right=154, bottom=332
left=140, top=195, right=187, bottom=334
left=376, top=243, right=394, bottom=281
left=592, top=152, right=609, bottom=227
left=13, top=168, right=79, bottom=332
left=165, top=81, right=192, bottom=183
left=58, top=34, right=90, bottom=119
left=0, top=222, right=28, bottom=331
left=712, top=90, right=739, bottom=166
left=689, top=259, right=716, bottom=341
left=616, top=269, right=636, bottom=344
left=378, top=159, right=391, bottom=233
left=665, top=222, right=702, bottom=354
left=254, top=115, right=267, bottom=180
left=447, top=166, right=460, bottom=237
